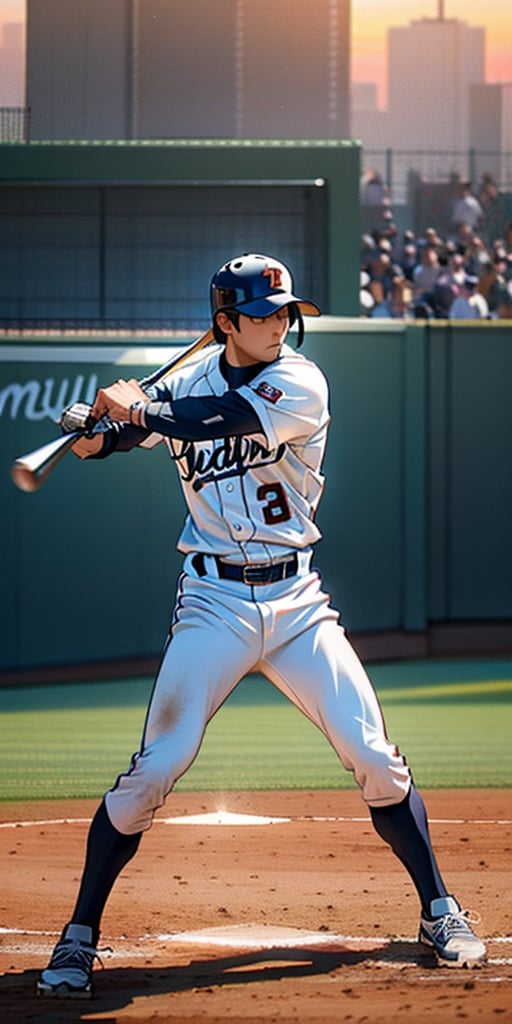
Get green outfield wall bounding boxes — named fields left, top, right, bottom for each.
left=1, top=142, right=511, bottom=675
left=1, top=318, right=511, bottom=677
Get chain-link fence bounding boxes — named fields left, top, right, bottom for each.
left=362, top=148, right=512, bottom=207
left=0, top=107, right=30, bottom=143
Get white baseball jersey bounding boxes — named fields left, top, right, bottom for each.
left=104, top=339, right=411, bottom=838
left=146, top=342, right=330, bottom=562
left=48, top=252, right=447, bottom=960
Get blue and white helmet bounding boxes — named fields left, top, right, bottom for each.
left=210, top=253, right=320, bottom=320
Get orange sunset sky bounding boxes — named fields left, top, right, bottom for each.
left=352, top=0, right=512, bottom=107
left=0, top=0, right=510, bottom=109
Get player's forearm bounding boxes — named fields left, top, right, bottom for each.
left=142, top=393, right=263, bottom=441
left=74, top=385, right=264, bottom=456
left=74, top=421, right=148, bottom=459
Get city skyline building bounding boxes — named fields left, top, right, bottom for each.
left=26, top=0, right=351, bottom=141
left=351, top=5, right=505, bottom=198
left=469, top=82, right=512, bottom=187
left=0, top=20, right=23, bottom=105
left=5, top=2, right=511, bottom=197
left=387, top=10, right=485, bottom=155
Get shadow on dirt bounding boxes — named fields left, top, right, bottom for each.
left=2, top=940, right=435, bottom=1021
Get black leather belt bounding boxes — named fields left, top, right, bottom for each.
left=192, top=552, right=298, bottom=586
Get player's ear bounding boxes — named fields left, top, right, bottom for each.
left=211, top=311, right=228, bottom=344
left=215, top=311, right=232, bottom=332
left=214, top=310, right=240, bottom=344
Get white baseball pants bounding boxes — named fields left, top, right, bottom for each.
left=106, top=552, right=411, bottom=834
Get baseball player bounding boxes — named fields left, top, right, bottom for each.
left=38, top=253, right=485, bottom=998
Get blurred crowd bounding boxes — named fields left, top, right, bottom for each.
left=359, top=172, right=512, bottom=320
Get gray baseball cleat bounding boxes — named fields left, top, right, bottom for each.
left=419, top=895, right=486, bottom=968
left=37, top=923, right=100, bottom=998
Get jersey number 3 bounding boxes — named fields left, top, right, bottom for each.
left=257, top=482, right=291, bottom=524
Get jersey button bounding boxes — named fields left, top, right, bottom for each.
left=233, top=523, right=242, bottom=532
left=226, top=483, right=234, bottom=492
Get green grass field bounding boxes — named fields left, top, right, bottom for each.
left=1, top=658, right=511, bottom=801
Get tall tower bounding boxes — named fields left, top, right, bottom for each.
left=387, top=11, right=485, bottom=157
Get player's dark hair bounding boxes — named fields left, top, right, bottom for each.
left=213, top=304, right=299, bottom=345
left=213, top=309, right=240, bottom=344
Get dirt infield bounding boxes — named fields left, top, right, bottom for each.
left=1, top=789, right=511, bottom=1023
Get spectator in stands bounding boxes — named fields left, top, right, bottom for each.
left=496, top=281, right=512, bottom=319
left=431, top=254, right=460, bottom=318
left=476, top=172, right=502, bottom=245
left=359, top=208, right=512, bottom=321
left=491, top=254, right=511, bottom=311
left=366, top=273, right=413, bottom=320
left=376, top=208, right=400, bottom=252
left=447, top=251, right=467, bottom=290
left=490, top=241, right=507, bottom=264
left=360, top=169, right=392, bottom=234
left=492, top=246, right=512, bottom=287
left=388, top=274, right=414, bottom=318
left=451, top=181, right=483, bottom=242
left=400, top=243, right=418, bottom=282
left=449, top=274, right=487, bottom=319
left=367, top=246, right=396, bottom=301
left=413, top=300, right=434, bottom=320
left=476, top=260, right=506, bottom=316
left=503, top=222, right=512, bottom=256
left=463, top=235, right=490, bottom=277
left=400, top=229, right=417, bottom=254
left=424, top=226, right=443, bottom=252
left=467, top=284, right=489, bottom=319
left=360, top=168, right=388, bottom=207
left=455, top=221, right=478, bottom=256
left=367, top=280, right=391, bottom=317
left=444, top=238, right=458, bottom=256
left=412, top=245, right=441, bottom=310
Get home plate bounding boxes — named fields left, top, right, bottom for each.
left=161, top=810, right=289, bottom=826
left=156, top=924, right=355, bottom=949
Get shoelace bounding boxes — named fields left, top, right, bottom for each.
left=49, top=937, right=108, bottom=973
left=430, top=909, right=481, bottom=940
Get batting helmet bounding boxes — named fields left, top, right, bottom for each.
left=210, top=253, right=320, bottom=346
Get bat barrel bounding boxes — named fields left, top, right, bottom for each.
left=10, top=327, right=215, bottom=493
left=11, top=432, right=81, bottom=493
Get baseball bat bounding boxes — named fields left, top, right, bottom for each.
left=10, top=327, right=214, bottom=493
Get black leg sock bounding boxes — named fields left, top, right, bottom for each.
left=370, top=785, right=448, bottom=916
left=70, top=799, right=142, bottom=944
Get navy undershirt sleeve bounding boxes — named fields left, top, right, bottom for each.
left=87, top=354, right=269, bottom=457
left=144, top=391, right=262, bottom=441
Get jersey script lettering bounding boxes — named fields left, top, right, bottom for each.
left=168, top=434, right=287, bottom=491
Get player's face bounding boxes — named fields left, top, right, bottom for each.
left=218, top=309, right=289, bottom=366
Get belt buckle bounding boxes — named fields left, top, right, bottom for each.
left=242, top=563, right=269, bottom=586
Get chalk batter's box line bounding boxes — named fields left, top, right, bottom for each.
left=1, top=814, right=512, bottom=829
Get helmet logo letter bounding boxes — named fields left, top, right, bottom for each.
left=263, top=267, right=284, bottom=290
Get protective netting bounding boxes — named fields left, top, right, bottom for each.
left=0, top=183, right=326, bottom=329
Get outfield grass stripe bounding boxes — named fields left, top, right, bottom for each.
left=1, top=662, right=512, bottom=800
left=380, top=679, right=512, bottom=700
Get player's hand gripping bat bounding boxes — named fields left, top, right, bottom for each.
left=10, top=327, right=214, bottom=493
